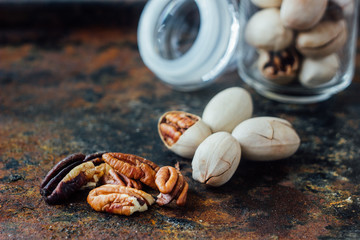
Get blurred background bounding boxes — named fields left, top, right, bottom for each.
left=0, top=1, right=147, bottom=42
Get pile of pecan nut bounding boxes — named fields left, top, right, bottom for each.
left=40, top=151, right=188, bottom=216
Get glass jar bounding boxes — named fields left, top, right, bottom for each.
left=138, top=0, right=358, bottom=103
left=238, top=0, right=358, bottom=103
left=137, top=0, right=240, bottom=91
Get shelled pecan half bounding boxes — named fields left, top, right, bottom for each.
left=155, top=164, right=189, bottom=206
left=87, top=185, right=155, bottom=216
left=102, top=152, right=159, bottom=190
left=40, top=152, right=108, bottom=204
left=99, top=163, right=142, bottom=190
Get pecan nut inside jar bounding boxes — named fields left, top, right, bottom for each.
left=257, top=49, right=299, bottom=85
left=87, top=185, right=155, bottom=216
left=40, top=152, right=108, bottom=204
left=102, top=152, right=159, bottom=190
left=158, top=111, right=211, bottom=159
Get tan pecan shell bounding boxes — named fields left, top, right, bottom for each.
left=87, top=185, right=155, bottom=216
left=103, top=152, right=159, bottom=189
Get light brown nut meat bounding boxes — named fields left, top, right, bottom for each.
left=138, top=162, right=158, bottom=190
left=87, top=185, right=155, bottom=216
left=158, top=111, right=212, bottom=159
left=155, top=166, right=178, bottom=194
left=99, top=163, right=143, bottom=190
left=156, top=173, right=184, bottom=206
left=155, top=165, right=188, bottom=206
left=176, top=181, right=189, bottom=207
left=102, top=153, right=144, bottom=180
left=103, top=152, right=159, bottom=189
left=160, top=112, right=197, bottom=146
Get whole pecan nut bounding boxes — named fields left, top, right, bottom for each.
left=87, top=184, right=155, bottom=216
left=40, top=152, right=108, bottom=204
left=103, top=152, right=159, bottom=189
left=155, top=164, right=189, bottom=206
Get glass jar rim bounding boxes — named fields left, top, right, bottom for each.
left=137, top=0, right=240, bottom=90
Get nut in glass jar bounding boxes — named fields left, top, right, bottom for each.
left=239, top=0, right=358, bottom=103
left=138, top=0, right=358, bottom=103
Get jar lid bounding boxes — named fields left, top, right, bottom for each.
left=137, top=0, right=240, bottom=91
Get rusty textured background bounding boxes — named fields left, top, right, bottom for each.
left=0, top=2, right=360, bottom=239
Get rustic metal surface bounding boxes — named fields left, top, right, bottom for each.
left=0, top=3, right=360, bottom=240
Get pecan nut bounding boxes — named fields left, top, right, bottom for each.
left=159, top=112, right=197, bottom=146
left=258, top=49, right=299, bottom=85
left=155, top=164, right=189, bottom=206
left=99, top=163, right=142, bottom=190
left=103, top=152, right=159, bottom=189
left=155, top=166, right=178, bottom=194
left=40, top=152, right=108, bottom=204
left=87, top=184, right=155, bottom=216
left=158, top=111, right=212, bottom=159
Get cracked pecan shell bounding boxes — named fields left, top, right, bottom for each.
left=158, top=111, right=212, bottom=159
left=87, top=184, right=155, bottom=216
left=192, top=132, right=241, bottom=187
left=231, top=117, right=300, bottom=161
